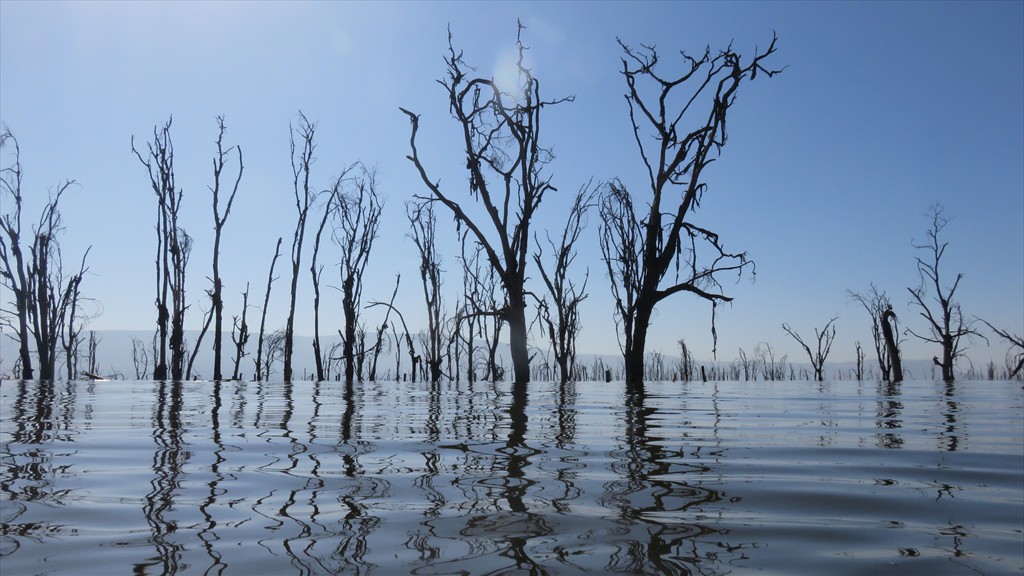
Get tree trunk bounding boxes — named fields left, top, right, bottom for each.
left=624, top=304, right=652, bottom=393
left=881, top=309, right=903, bottom=383
left=507, top=293, right=530, bottom=384
left=940, top=334, right=954, bottom=381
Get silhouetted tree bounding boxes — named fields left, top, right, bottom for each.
left=906, top=206, right=984, bottom=382
left=132, top=337, right=149, bottom=379
left=677, top=339, right=696, bottom=382
left=1, top=129, right=91, bottom=380
left=309, top=165, right=347, bottom=381
left=133, top=117, right=191, bottom=380
left=283, top=112, right=317, bottom=382
left=755, top=342, right=787, bottom=381
left=407, top=201, right=446, bottom=382
left=848, top=284, right=895, bottom=380
left=401, top=23, right=571, bottom=384
left=0, top=132, right=33, bottom=378
left=853, top=341, right=865, bottom=381
left=85, top=330, right=99, bottom=376
left=979, top=319, right=1023, bottom=379
left=230, top=283, right=250, bottom=380
left=599, top=35, right=780, bottom=392
left=207, top=116, right=243, bottom=381
left=367, top=298, right=419, bottom=382
left=880, top=305, right=903, bottom=382
left=331, top=164, right=383, bottom=383
left=60, top=261, right=89, bottom=379
left=186, top=300, right=213, bottom=379
left=254, top=237, right=283, bottom=381
left=460, top=244, right=505, bottom=381
left=455, top=241, right=487, bottom=383
left=782, top=316, right=838, bottom=381
left=367, top=275, right=400, bottom=381
left=261, top=328, right=286, bottom=381
left=533, top=184, right=595, bottom=384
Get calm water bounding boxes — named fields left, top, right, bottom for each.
left=1, top=378, right=1021, bottom=575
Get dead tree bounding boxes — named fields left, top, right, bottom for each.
left=86, top=331, right=99, bottom=376
left=283, top=112, right=317, bottom=382
left=367, top=300, right=419, bottom=382
left=254, top=237, right=283, bottom=381
left=132, top=337, right=149, bottom=379
left=853, top=341, right=865, bottom=381
left=401, top=24, right=571, bottom=384
left=755, top=342, right=787, bottom=381
left=1, top=129, right=91, bottom=380
left=208, top=116, right=243, bottom=381
left=29, top=195, right=90, bottom=380
left=368, top=275, right=400, bottom=381
left=186, top=301, right=214, bottom=379
left=0, top=130, right=33, bottom=378
left=599, top=35, right=780, bottom=392
left=407, top=201, right=446, bottom=382
left=979, top=319, right=1024, bottom=379
left=533, top=184, right=595, bottom=384
left=848, top=284, right=895, bottom=380
left=332, top=165, right=383, bottom=383
left=60, top=258, right=89, bottom=379
left=677, top=339, right=697, bottom=382
left=230, top=283, right=250, bottom=380
left=456, top=241, right=487, bottom=383
left=309, top=168, right=343, bottom=381
left=460, top=242, right=506, bottom=381
left=781, top=316, right=838, bottom=381
left=880, top=306, right=903, bottom=382
left=133, top=117, right=191, bottom=380
left=906, top=205, right=985, bottom=382
left=261, top=329, right=286, bottom=381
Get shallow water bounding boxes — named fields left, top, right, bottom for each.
left=1, top=378, right=1021, bottom=575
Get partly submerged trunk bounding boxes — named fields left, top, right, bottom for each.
left=881, top=309, right=903, bottom=383
left=506, top=293, right=530, bottom=385
left=624, top=303, right=653, bottom=394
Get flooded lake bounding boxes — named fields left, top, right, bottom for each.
left=1, top=378, right=1021, bottom=575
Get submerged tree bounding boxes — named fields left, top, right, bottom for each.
left=534, top=184, right=595, bottom=385
left=599, top=35, right=781, bottom=391
left=401, top=23, right=571, bottom=384
left=207, top=116, right=243, bottom=381
left=454, top=241, right=488, bottom=383
left=781, top=316, right=838, bottom=381
left=283, top=112, right=318, bottom=382
left=848, top=284, right=897, bottom=381
left=332, top=164, right=383, bottom=383
left=906, top=205, right=984, bottom=382
left=1, top=129, right=91, bottom=379
left=133, top=117, right=191, bottom=380
left=230, top=283, right=250, bottom=380
left=254, top=237, right=283, bottom=381
left=880, top=305, right=903, bottom=382
left=979, top=319, right=1023, bottom=379
left=309, top=165, right=345, bottom=381
left=407, top=201, right=446, bottom=382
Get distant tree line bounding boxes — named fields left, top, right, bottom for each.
left=2, top=25, right=1021, bottom=385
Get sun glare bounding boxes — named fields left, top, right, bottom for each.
left=492, top=47, right=528, bottom=103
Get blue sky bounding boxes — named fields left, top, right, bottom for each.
left=1, top=1, right=1021, bottom=370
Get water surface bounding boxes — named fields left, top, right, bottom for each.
left=2, top=379, right=1021, bottom=575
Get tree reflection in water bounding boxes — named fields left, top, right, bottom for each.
left=601, top=387, right=742, bottom=575
left=876, top=379, right=905, bottom=449
left=140, top=380, right=186, bottom=574
left=460, top=381, right=551, bottom=573
left=1, top=379, right=748, bottom=574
